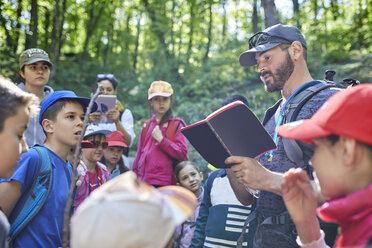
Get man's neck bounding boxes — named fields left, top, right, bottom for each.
left=281, top=66, right=313, bottom=101
left=25, top=83, right=45, bottom=100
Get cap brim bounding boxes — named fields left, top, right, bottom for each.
left=148, top=92, right=172, bottom=100
left=276, top=119, right=331, bottom=144
left=84, top=129, right=112, bottom=138
left=24, top=58, right=53, bottom=67
left=239, top=42, right=282, bottom=67
left=158, top=186, right=197, bottom=226
left=107, top=141, right=128, bottom=148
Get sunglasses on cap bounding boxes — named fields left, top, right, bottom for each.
left=97, top=74, right=115, bottom=80
left=81, top=140, right=108, bottom=149
left=248, top=32, right=292, bottom=49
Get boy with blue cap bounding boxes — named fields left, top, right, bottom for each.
left=0, top=90, right=97, bottom=247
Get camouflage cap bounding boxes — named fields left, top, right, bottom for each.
left=19, top=48, right=53, bottom=69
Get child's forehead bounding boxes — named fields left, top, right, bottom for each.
left=60, top=101, right=84, bottom=112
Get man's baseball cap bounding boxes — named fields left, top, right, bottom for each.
left=276, top=84, right=372, bottom=145
left=39, top=90, right=98, bottom=124
left=148, top=81, right=174, bottom=100
left=71, top=171, right=197, bottom=248
left=106, top=130, right=128, bottom=148
left=239, top=24, right=307, bottom=67
left=19, top=48, right=53, bottom=69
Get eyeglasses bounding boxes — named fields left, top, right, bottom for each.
left=97, top=74, right=115, bottom=80
left=248, top=32, right=292, bottom=49
left=81, top=140, right=108, bottom=149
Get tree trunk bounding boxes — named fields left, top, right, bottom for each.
left=203, top=0, right=212, bottom=63
left=292, top=0, right=301, bottom=28
left=56, top=0, right=67, bottom=63
left=44, top=8, right=50, bottom=52
left=80, top=0, right=105, bottom=70
left=330, top=0, right=339, bottom=20
left=28, top=0, right=38, bottom=48
left=13, top=0, right=23, bottom=52
left=142, top=0, right=186, bottom=85
left=51, top=0, right=60, bottom=57
left=261, top=0, right=279, bottom=27
left=185, top=0, right=195, bottom=68
left=133, top=12, right=141, bottom=71
left=221, top=0, right=227, bottom=41
left=252, top=0, right=258, bottom=33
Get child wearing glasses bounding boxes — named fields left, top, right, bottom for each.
left=133, top=81, right=188, bottom=187
left=73, top=126, right=111, bottom=212
left=88, top=74, right=135, bottom=164
left=17, top=48, right=54, bottom=147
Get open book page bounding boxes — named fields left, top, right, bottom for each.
left=181, top=101, right=276, bottom=168
left=93, top=95, right=117, bottom=123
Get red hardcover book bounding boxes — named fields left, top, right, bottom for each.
left=181, top=101, right=276, bottom=168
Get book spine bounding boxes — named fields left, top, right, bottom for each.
left=206, top=121, right=232, bottom=156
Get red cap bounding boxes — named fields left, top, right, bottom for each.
left=276, top=84, right=372, bottom=145
left=106, top=131, right=128, bottom=148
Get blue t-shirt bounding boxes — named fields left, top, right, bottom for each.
left=2, top=147, right=72, bottom=247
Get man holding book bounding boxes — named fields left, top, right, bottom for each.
left=225, top=24, right=339, bottom=247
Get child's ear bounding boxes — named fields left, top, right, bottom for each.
left=342, top=136, right=358, bottom=167
left=42, top=119, right=54, bottom=134
left=199, top=172, right=203, bottom=179
left=19, top=70, right=25, bottom=79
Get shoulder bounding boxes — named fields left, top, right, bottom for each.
left=169, top=117, right=187, bottom=127
left=297, top=85, right=341, bottom=120
left=97, top=162, right=108, bottom=172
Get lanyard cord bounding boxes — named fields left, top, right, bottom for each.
left=265, top=80, right=320, bottom=161
left=88, top=168, right=99, bottom=194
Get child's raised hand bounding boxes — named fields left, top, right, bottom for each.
left=152, top=125, right=163, bottom=142
left=282, top=168, right=317, bottom=226
left=106, top=108, right=120, bottom=123
left=89, top=112, right=102, bottom=123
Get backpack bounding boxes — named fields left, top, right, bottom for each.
left=9, top=145, right=53, bottom=243
left=263, top=70, right=359, bottom=167
left=142, top=118, right=187, bottom=185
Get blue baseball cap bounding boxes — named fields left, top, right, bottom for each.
left=39, top=90, right=98, bottom=124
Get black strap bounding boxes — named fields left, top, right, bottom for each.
left=236, top=211, right=257, bottom=248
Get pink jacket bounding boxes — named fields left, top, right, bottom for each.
left=317, top=182, right=372, bottom=248
left=133, top=115, right=188, bottom=186
left=74, top=161, right=109, bottom=212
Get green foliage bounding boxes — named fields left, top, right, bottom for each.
left=1, top=0, right=371, bottom=172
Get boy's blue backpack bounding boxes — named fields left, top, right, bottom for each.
left=9, top=145, right=53, bottom=243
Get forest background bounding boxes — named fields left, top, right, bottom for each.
left=1, top=0, right=371, bottom=174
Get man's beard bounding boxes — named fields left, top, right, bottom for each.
left=262, top=52, right=294, bottom=92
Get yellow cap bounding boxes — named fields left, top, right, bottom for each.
left=148, top=81, right=174, bottom=100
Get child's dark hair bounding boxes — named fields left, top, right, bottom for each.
left=326, top=134, right=372, bottom=153
left=41, top=99, right=85, bottom=135
left=222, top=94, right=249, bottom=107
left=0, top=76, right=39, bottom=131
left=148, top=96, right=174, bottom=124
left=174, top=161, right=199, bottom=183
left=100, top=149, right=129, bottom=174
left=93, top=74, right=118, bottom=92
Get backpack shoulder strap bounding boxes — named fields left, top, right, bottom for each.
left=282, top=81, right=337, bottom=166
left=9, top=145, right=53, bottom=241
left=205, top=169, right=223, bottom=196
left=165, top=119, right=182, bottom=141
left=143, top=119, right=152, bottom=138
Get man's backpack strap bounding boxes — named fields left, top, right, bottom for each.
left=281, top=81, right=337, bottom=165
left=9, top=145, right=53, bottom=242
